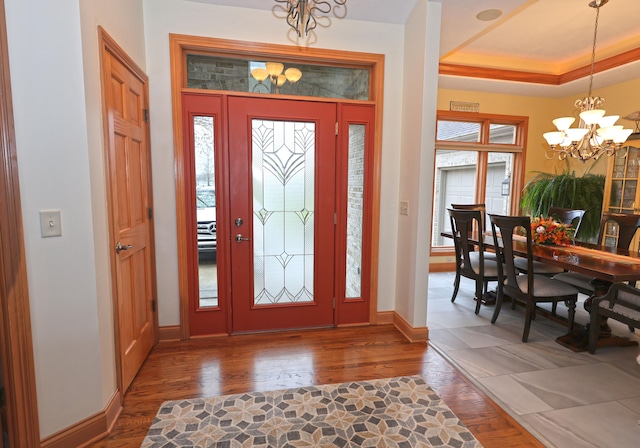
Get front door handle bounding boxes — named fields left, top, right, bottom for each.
left=115, top=241, right=133, bottom=254
left=235, top=234, right=251, bottom=243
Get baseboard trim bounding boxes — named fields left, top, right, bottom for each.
left=375, top=311, right=394, bottom=325
left=40, top=391, right=122, bottom=448
left=158, top=325, right=181, bottom=341
left=393, top=312, right=428, bottom=342
left=376, top=311, right=428, bottom=343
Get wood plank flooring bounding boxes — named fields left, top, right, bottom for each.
left=87, top=325, right=544, bottom=447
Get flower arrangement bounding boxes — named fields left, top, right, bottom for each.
left=530, top=216, right=575, bottom=246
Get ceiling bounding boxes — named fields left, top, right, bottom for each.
left=188, top=0, right=640, bottom=97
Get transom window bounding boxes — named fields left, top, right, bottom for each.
left=186, top=54, right=370, bottom=100
left=432, top=111, right=527, bottom=248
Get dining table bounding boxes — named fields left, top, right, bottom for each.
left=441, top=229, right=640, bottom=352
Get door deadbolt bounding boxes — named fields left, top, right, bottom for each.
left=235, top=217, right=243, bottom=227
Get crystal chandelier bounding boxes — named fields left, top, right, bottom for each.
left=274, top=0, right=347, bottom=37
left=543, top=0, right=633, bottom=162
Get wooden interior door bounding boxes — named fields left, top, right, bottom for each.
left=228, top=97, right=336, bottom=332
left=100, top=30, right=157, bottom=393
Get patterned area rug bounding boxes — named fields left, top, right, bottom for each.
left=141, top=375, right=482, bottom=447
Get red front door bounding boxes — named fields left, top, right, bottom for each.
left=228, top=97, right=336, bottom=332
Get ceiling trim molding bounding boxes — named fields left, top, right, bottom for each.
left=439, top=63, right=559, bottom=85
left=559, top=47, right=640, bottom=84
left=439, top=46, right=640, bottom=86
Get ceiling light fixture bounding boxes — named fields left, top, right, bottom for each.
left=251, top=62, right=302, bottom=94
left=274, top=0, right=347, bottom=37
left=543, top=0, right=633, bottom=162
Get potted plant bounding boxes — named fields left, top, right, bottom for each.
left=519, top=169, right=605, bottom=242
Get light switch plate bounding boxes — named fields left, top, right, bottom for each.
left=40, top=210, right=62, bottom=237
left=399, top=201, right=409, bottom=216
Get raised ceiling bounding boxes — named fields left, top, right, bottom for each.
left=186, top=0, right=640, bottom=97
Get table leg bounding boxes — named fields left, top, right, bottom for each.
left=556, top=279, right=639, bottom=352
left=480, top=290, right=496, bottom=305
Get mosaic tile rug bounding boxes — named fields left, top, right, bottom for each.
left=141, top=375, right=482, bottom=447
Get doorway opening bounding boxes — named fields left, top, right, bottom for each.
left=182, top=94, right=375, bottom=335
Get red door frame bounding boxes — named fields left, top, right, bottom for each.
left=182, top=94, right=375, bottom=336
left=335, top=103, right=376, bottom=325
left=182, top=93, right=231, bottom=336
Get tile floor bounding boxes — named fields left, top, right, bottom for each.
left=427, top=272, right=640, bottom=448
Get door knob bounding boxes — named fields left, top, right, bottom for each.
left=115, top=241, right=133, bottom=253
left=235, top=234, right=251, bottom=243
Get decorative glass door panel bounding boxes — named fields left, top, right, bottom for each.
left=252, top=120, right=315, bottom=306
left=607, top=145, right=640, bottom=213
left=228, top=97, right=336, bottom=332
left=604, top=141, right=640, bottom=251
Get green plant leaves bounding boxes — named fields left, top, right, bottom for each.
left=520, top=170, right=605, bottom=241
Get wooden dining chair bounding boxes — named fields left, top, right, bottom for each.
left=514, top=207, right=586, bottom=276
left=554, top=211, right=640, bottom=294
left=450, top=203, right=498, bottom=264
left=489, top=214, right=578, bottom=342
left=548, top=207, right=586, bottom=235
left=589, top=283, right=640, bottom=353
left=448, top=208, right=500, bottom=314
left=554, top=211, right=640, bottom=332
left=450, top=203, right=488, bottom=231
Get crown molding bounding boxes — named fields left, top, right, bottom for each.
left=440, top=46, right=640, bottom=86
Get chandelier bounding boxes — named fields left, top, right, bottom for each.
left=274, top=0, right=347, bottom=37
left=543, top=0, right=633, bottom=162
left=251, top=62, right=302, bottom=94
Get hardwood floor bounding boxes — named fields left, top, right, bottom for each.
left=88, top=325, right=544, bottom=447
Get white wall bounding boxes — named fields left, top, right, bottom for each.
left=393, top=0, right=440, bottom=328
left=142, top=0, right=409, bottom=323
left=5, top=0, right=101, bottom=437
left=5, top=0, right=146, bottom=438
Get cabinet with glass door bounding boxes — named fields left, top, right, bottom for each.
left=603, top=137, right=640, bottom=250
